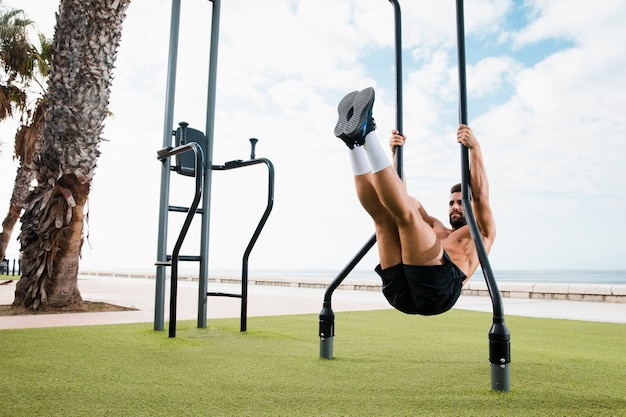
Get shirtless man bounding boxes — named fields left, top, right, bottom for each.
left=333, top=87, right=496, bottom=315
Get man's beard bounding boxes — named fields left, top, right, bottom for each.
left=450, top=214, right=467, bottom=229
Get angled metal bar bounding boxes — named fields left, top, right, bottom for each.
left=155, top=142, right=205, bottom=338
left=212, top=153, right=275, bottom=332
left=320, top=0, right=403, bottom=359
left=455, top=0, right=510, bottom=391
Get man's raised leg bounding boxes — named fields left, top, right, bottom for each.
left=334, top=91, right=402, bottom=269
left=368, top=162, right=442, bottom=266
left=346, top=92, right=443, bottom=267
left=354, top=171, right=402, bottom=269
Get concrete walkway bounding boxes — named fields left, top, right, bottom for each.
left=1, top=275, right=625, bottom=330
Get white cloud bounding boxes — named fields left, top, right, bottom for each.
left=514, top=0, right=625, bottom=46
left=466, top=56, right=520, bottom=97
left=1, top=0, right=625, bottom=274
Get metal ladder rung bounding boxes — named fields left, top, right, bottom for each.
left=166, top=255, right=202, bottom=262
left=168, top=205, right=204, bottom=214
left=207, top=292, right=242, bottom=299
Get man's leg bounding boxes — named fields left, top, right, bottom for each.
left=334, top=88, right=402, bottom=269
left=339, top=87, right=443, bottom=266
left=354, top=169, right=418, bottom=314
left=368, top=161, right=442, bottom=266
left=354, top=171, right=402, bottom=269
left=345, top=145, right=402, bottom=268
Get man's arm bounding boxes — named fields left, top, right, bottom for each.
left=389, top=129, right=405, bottom=170
left=457, top=125, right=496, bottom=252
left=389, top=130, right=443, bottom=229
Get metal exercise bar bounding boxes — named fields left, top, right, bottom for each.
left=210, top=140, right=275, bottom=332
left=197, top=0, right=222, bottom=329
left=319, top=235, right=376, bottom=358
left=155, top=142, right=205, bottom=338
left=154, top=0, right=182, bottom=331
left=390, top=0, right=404, bottom=177
left=455, top=0, right=511, bottom=392
left=319, top=0, right=404, bottom=359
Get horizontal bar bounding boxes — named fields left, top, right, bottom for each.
left=168, top=205, right=204, bottom=214
left=165, top=255, right=202, bottom=262
left=207, top=292, right=242, bottom=299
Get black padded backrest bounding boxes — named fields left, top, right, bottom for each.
left=174, top=126, right=207, bottom=176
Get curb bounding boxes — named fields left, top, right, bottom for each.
left=79, top=271, right=626, bottom=304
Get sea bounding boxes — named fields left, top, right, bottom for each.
left=214, top=268, right=626, bottom=285
left=6, top=262, right=622, bottom=285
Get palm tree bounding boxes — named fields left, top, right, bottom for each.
left=13, top=0, right=131, bottom=309
left=0, top=4, right=32, bottom=120
left=0, top=4, right=50, bottom=262
left=0, top=16, right=50, bottom=262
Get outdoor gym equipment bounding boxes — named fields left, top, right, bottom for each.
left=154, top=0, right=275, bottom=338
left=318, top=0, right=511, bottom=392
left=455, top=0, right=510, bottom=391
left=154, top=0, right=509, bottom=392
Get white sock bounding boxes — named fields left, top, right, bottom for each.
left=362, top=131, right=391, bottom=173
left=349, top=146, right=371, bottom=176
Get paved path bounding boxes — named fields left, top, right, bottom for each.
left=1, top=275, right=625, bottom=330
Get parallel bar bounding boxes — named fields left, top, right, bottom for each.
left=162, top=142, right=205, bottom=338
left=212, top=156, right=275, bottom=331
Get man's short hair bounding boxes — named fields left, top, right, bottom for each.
left=450, top=183, right=461, bottom=194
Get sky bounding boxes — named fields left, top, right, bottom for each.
left=1, top=0, right=625, bottom=275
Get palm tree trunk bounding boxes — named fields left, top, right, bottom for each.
left=0, top=164, right=35, bottom=260
left=0, top=106, right=44, bottom=261
left=13, top=0, right=130, bottom=309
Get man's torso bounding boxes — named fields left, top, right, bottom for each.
left=434, top=225, right=478, bottom=282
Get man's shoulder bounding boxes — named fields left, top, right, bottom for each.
left=445, top=225, right=471, bottom=240
left=433, top=223, right=452, bottom=240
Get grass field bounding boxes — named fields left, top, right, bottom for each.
left=0, top=309, right=624, bottom=416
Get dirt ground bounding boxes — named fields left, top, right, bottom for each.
left=0, top=278, right=136, bottom=316
left=0, top=302, right=136, bottom=316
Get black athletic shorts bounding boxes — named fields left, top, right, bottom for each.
left=375, top=251, right=466, bottom=316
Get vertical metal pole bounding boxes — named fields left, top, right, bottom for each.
left=455, top=0, right=510, bottom=391
left=198, top=0, right=221, bottom=328
left=319, top=0, right=403, bottom=359
left=389, top=0, right=403, bottom=179
left=155, top=0, right=181, bottom=331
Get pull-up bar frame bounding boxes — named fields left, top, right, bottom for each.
left=319, top=0, right=511, bottom=392
left=154, top=0, right=222, bottom=331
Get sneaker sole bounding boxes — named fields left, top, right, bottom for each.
left=344, top=87, right=375, bottom=138
left=334, top=90, right=358, bottom=138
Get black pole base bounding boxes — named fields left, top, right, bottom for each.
left=319, top=304, right=335, bottom=359
left=491, top=363, right=510, bottom=392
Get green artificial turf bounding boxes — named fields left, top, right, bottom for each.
left=0, top=309, right=624, bottom=416
left=0, top=274, right=17, bottom=280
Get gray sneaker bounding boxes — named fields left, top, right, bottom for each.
left=343, top=87, right=376, bottom=146
left=334, top=90, right=358, bottom=149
